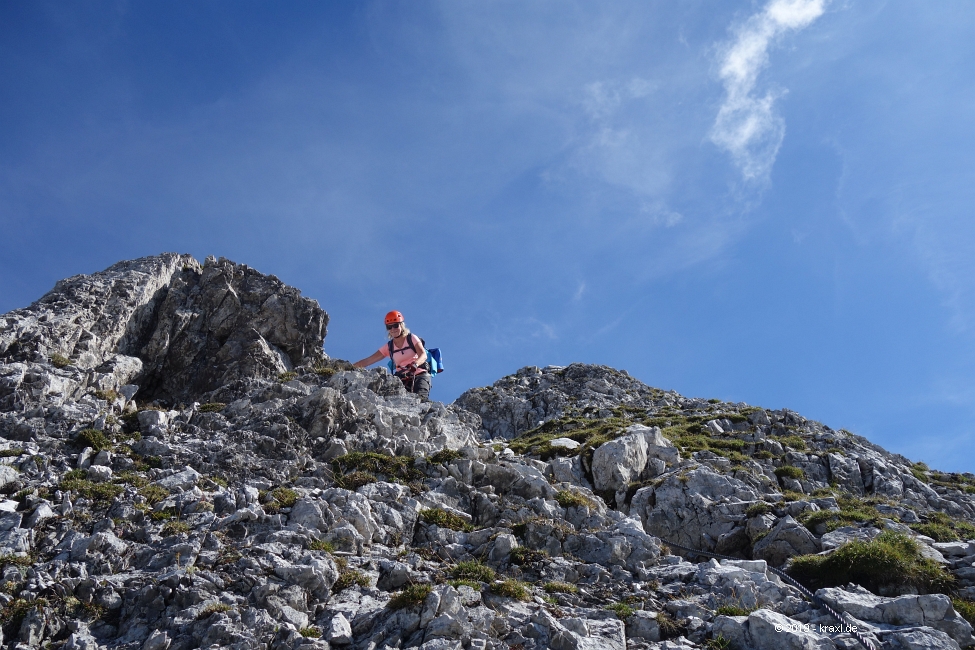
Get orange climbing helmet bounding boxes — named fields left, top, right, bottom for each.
left=384, top=310, right=405, bottom=325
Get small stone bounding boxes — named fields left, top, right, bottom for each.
left=86, top=465, right=113, bottom=482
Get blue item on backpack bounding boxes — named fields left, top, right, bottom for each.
left=387, top=334, right=443, bottom=376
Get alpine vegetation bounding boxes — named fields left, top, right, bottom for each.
left=0, top=253, right=973, bottom=650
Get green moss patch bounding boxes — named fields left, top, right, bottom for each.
left=197, top=402, right=227, bottom=413
left=788, top=531, right=953, bottom=594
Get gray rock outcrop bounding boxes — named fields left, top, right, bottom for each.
left=0, top=255, right=973, bottom=650
left=0, top=254, right=328, bottom=406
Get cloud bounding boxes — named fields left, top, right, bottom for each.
left=711, top=0, right=826, bottom=182
left=573, top=282, right=586, bottom=302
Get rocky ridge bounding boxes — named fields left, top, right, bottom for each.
left=0, top=254, right=973, bottom=650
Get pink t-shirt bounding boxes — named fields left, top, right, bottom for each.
left=379, top=335, right=427, bottom=374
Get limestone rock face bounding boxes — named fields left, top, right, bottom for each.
left=816, top=586, right=975, bottom=647
left=0, top=254, right=328, bottom=404
left=0, top=253, right=193, bottom=369
left=3, top=256, right=975, bottom=650
left=454, top=364, right=656, bottom=439
left=591, top=424, right=677, bottom=492
left=631, top=466, right=757, bottom=555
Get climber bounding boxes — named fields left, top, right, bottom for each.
left=353, top=310, right=431, bottom=400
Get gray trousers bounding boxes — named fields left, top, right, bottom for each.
left=399, top=372, right=431, bottom=400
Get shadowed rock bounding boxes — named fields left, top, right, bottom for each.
left=0, top=253, right=328, bottom=404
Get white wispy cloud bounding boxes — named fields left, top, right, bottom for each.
left=711, top=0, right=827, bottom=181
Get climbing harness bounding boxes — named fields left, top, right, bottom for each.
left=660, top=538, right=877, bottom=650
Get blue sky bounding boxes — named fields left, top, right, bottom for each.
left=3, top=1, right=975, bottom=472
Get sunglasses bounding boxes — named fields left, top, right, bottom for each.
left=386, top=323, right=402, bottom=330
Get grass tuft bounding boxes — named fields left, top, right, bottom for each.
left=716, top=604, right=756, bottom=616
left=490, top=579, right=530, bottom=601
left=451, top=560, right=495, bottom=583
left=333, top=570, right=370, bottom=591
left=428, top=449, right=462, bottom=465
left=161, top=520, right=190, bottom=536
left=543, top=581, right=578, bottom=594
left=555, top=490, right=594, bottom=509
left=420, top=508, right=473, bottom=532
left=746, top=502, right=771, bottom=517
left=952, top=597, right=975, bottom=626
left=510, top=547, right=548, bottom=565
left=772, top=435, right=807, bottom=451
left=196, top=603, right=232, bottom=619
left=138, top=484, right=169, bottom=504
left=605, top=602, right=635, bottom=619
left=75, top=428, right=113, bottom=452
left=388, top=584, right=433, bottom=609
left=60, top=477, right=123, bottom=503
left=774, top=465, right=805, bottom=481
left=332, top=451, right=423, bottom=483
left=335, top=471, right=377, bottom=491
left=50, top=353, right=71, bottom=368
left=788, top=531, right=953, bottom=594
left=269, top=486, right=298, bottom=507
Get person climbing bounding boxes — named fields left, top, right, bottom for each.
left=353, top=310, right=431, bottom=400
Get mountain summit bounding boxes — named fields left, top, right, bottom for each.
left=0, top=254, right=973, bottom=650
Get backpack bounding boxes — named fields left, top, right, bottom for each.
left=387, top=333, right=444, bottom=376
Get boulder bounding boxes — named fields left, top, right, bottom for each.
left=591, top=425, right=677, bottom=492
left=747, top=608, right=835, bottom=650
left=817, top=586, right=975, bottom=647
left=631, top=466, right=756, bottom=554
left=752, top=515, right=819, bottom=566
